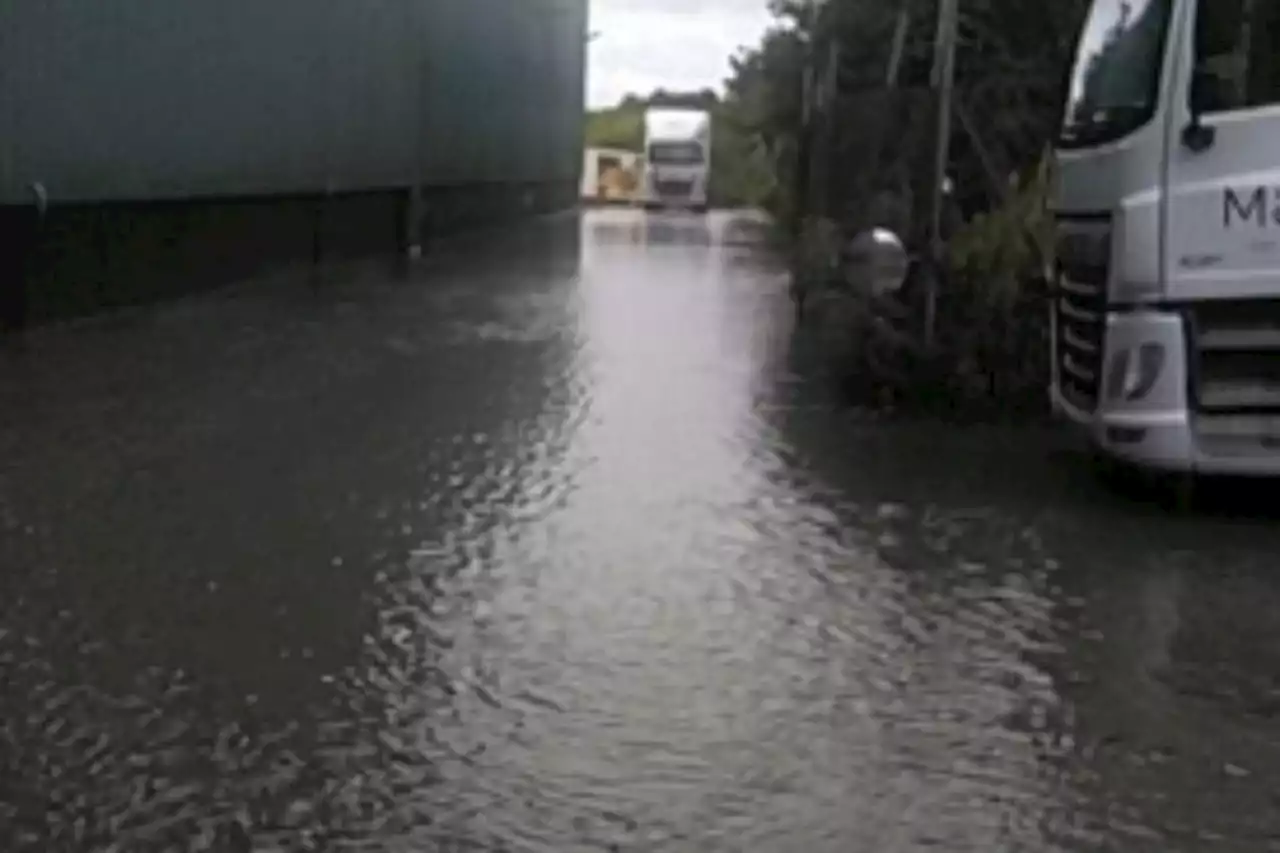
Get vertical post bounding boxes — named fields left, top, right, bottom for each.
left=794, top=65, right=812, bottom=232
left=311, top=193, right=326, bottom=290
left=813, top=40, right=839, bottom=219
left=858, top=0, right=910, bottom=237
left=402, top=189, right=423, bottom=260
left=807, top=49, right=824, bottom=220
left=794, top=57, right=814, bottom=235
left=404, top=54, right=428, bottom=261
left=312, top=25, right=333, bottom=288
left=792, top=0, right=825, bottom=234
left=925, top=0, right=960, bottom=349
left=808, top=0, right=833, bottom=220
left=885, top=0, right=911, bottom=89
left=2, top=183, right=46, bottom=335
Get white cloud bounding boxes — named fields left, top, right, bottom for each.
left=587, top=0, right=774, bottom=108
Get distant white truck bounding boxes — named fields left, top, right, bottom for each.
left=641, top=108, right=711, bottom=213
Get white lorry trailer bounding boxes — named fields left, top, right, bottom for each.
left=1050, top=0, right=1280, bottom=476
left=641, top=108, right=711, bottom=213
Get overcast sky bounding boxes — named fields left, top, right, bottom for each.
left=586, top=0, right=775, bottom=108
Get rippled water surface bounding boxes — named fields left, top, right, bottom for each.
left=5, top=209, right=1280, bottom=851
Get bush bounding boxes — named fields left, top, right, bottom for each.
left=809, top=157, right=1055, bottom=421
left=931, top=153, right=1054, bottom=416
left=723, top=0, right=1088, bottom=421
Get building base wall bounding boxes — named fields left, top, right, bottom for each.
left=0, top=180, right=579, bottom=329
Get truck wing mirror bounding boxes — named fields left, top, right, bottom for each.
left=1183, top=68, right=1218, bottom=153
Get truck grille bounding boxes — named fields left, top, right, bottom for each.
left=1054, top=273, right=1107, bottom=411
left=1188, top=301, right=1280, bottom=454
left=655, top=179, right=692, bottom=198
left=1190, top=301, right=1280, bottom=413
left=1052, top=220, right=1111, bottom=412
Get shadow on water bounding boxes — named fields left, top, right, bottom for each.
left=767, top=355, right=1280, bottom=850
left=585, top=207, right=713, bottom=249
left=0, top=214, right=589, bottom=849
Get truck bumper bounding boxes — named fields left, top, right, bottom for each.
left=641, top=197, right=708, bottom=213
left=1051, top=383, right=1197, bottom=473
left=1052, top=309, right=1280, bottom=477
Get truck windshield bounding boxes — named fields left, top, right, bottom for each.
left=1059, top=0, right=1172, bottom=148
left=1192, top=0, right=1280, bottom=114
left=648, top=142, right=705, bottom=166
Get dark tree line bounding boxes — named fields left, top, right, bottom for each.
left=716, top=0, right=1095, bottom=416
left=724, top=0, right=1089, bottom=233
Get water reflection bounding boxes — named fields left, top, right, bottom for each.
left=585, top=206, right=713, bottom=249
left=0, top=217, right=588, bottom=849
left=776, top=396, right=1280, bottom=848
left=2, top=210, right=1280, bottom=851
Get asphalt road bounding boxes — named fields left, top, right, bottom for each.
left=4, top=208, right=1280, bottom=852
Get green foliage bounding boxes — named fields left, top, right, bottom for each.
left=947, top=150, right=1055, bottom=305
left=721, top=0, right=1092, bottom=418
left=708, top=103, right=778, bottom=209
left=722, top=26, right=808, bottom=225
left=584, top=103, right=645, bottom=152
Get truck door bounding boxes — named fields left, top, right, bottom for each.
left=1164, top=0, right=1280, bottom=302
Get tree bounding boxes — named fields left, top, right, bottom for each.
left=722, top=0, right=1091, bottom=229
left=722, top=0, right=1096, bottom=412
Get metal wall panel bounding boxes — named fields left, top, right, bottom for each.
left=0, top=0, right=587, bottom=204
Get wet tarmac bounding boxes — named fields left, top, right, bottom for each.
left=4, top=208, right=1280, bottom=851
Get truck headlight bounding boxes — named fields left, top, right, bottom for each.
left=1105, top=342, right=1165, bottom=402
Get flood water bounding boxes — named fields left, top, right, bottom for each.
left=3, top=208, right=1280, bottom=851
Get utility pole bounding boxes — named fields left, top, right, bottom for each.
left=924, top=0, right=960, bottom=348
left=863, top=0, right=910, bottom=231
left=795, top=0, right=830, bottom=226
left=811, top=39, right=839, bottom=219
left=885, top=0, right=911, bottom=89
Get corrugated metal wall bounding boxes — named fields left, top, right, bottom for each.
left=0, top=0, right=587, bottom=205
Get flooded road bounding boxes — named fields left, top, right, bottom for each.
left=4, top=208, right=1280, bottom=851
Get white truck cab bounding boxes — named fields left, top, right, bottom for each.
left=1051, top=0, right=1280, bottom=475
left=641, top=108, right=711, bottom=213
